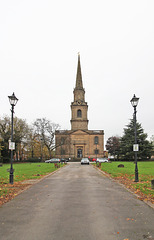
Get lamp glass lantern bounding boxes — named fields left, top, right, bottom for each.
left=8, top=92, right=18, bottom=106
left=130, top=94, right=139, bottom=108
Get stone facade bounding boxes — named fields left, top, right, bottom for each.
left=55, top=55, right=104, bottom=160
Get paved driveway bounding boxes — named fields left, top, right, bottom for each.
left=0, top=163, right=154, bottom=240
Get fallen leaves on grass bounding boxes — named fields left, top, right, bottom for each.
left=112, top=175, right=154, bottom=204
left=0, top=182, right=30, bottom=206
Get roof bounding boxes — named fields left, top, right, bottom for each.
left=55, top=129, right=104, bottom=135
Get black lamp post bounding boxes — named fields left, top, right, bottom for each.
left=94, top=137, right=98, bottom=160
left=130, top=94, right=139, bottom=182
left=61, top=138, right=64, bottom=160
left=8, top=92, right=18, bottom=184
left=95, top=144, right=98, bottom=160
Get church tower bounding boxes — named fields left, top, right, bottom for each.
left=55, top=54, right=104, bottom=160
left=70, top=54, right=89, bottom=130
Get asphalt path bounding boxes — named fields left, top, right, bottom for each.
left=0, top=163, right=154, bottom=240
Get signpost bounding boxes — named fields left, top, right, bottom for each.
left=133, top=144, right=139, bottom=152
left=9, top=141, right=15, bottom=151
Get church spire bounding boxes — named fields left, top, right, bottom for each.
left=75, top=53, right=83, bottom=89
left=71, top=54, right=88, bottom=130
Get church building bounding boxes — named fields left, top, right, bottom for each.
left=55, top=55, right=104, bottom=160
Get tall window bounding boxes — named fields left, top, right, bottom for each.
left=61, top=148, right=65, bottom=154
left=94, top=136, right=99, bottom=144
left=77, top=109, right=82, bottom=118
left=61, top=137, right=65, bottom=144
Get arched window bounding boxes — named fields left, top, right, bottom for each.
left=94, top=136, right=99, bottom=144
left=77, top=109, right=82, bottom=118
left=61, top=148, right=65, bottom=154
left=61, top=137, right=65, bottom=144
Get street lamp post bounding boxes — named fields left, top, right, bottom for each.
left=94, top=137, right=98, bottom=160
left=130, top=94, right=139, bottom=182
left=8, top=92, right=18, bottom=184
left=95, top=144, right=98, bottom=160
left=61, top=138, right=64, bottom=160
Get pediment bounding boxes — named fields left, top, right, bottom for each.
left=71, top=129, right=89, bottom=135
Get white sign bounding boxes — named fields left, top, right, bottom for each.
left=133, top=144, right=139, bottom=152
left=9, top=142, right=15, bottom=150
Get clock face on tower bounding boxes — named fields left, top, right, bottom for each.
left=76, top=100, right=81, bottom=105
left=76, top=100, right=82, bottom=105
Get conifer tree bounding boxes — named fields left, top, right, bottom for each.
left=119, top=119, right=153, bottom=160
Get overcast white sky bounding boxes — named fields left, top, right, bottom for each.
left=0, top=0, right=154, bottom=146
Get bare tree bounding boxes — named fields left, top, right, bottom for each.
left=0, top=116, right=30, bottom=161
left=33, top=118, right=60, bottom=158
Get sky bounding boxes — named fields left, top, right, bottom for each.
left=0, top=0, right=154, bottom=147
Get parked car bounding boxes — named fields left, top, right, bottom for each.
left=45, top=158, right=60, bottom=163
left=81, top=158, right=90, bottom=165
left=96, top=158, right=108, bottom=163
left=60, top=158, right=68, bottom=163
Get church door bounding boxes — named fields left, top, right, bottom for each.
left=77, top=149, right=82, bottom=158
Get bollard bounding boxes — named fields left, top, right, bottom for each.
left=151, top=179, right=154, bottom=189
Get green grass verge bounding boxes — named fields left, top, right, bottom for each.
left=0, top=162, right=63, bottom=185
left=99, top=161, right=154, bottom=178
left=0, top=163, right=65, bottom=201
left=99, top=161, right=154, bottom=198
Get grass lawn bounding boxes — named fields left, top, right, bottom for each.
left=0, top=162, right=64, bottom=205
left=97, top=161, right=154, bottom=203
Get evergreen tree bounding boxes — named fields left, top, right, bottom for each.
left=119, top=119, right=153, bottom=160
